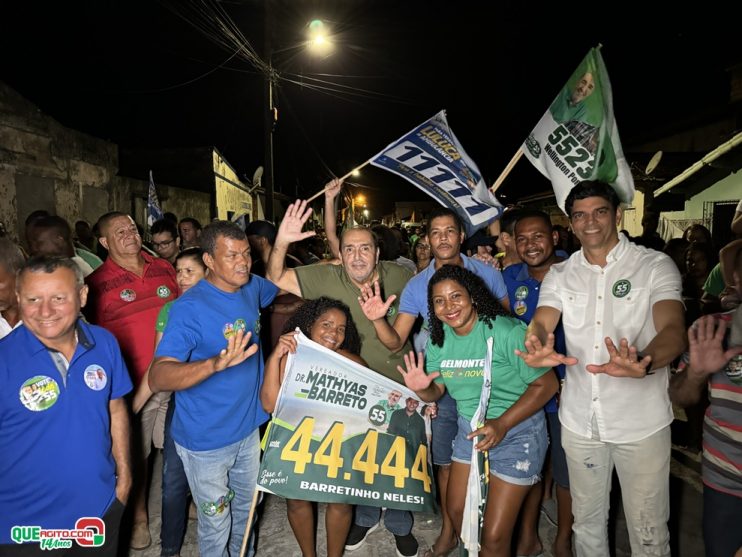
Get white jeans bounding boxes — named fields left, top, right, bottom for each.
left=561, top=424, right=671, bottom=557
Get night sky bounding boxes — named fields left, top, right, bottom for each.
left=2, top=1, right=740, bottom=216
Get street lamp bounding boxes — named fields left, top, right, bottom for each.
left=307, top=19, right=333, bottom=56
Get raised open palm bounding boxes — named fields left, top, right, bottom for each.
left=397, top=351, right=439, bottom=391
left=358, top=280, right=396, bottom=321
left=515, top=333, right=578, bottom=368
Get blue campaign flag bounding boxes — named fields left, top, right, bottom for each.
left=370, top=110, right=502, bottom=237
left=147, top=170, right=164, bottom=228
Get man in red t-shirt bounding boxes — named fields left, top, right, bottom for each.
left=86, top=211, right=177, bottom=550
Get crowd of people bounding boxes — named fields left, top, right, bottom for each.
left=0, top=180, right=741, bottom=557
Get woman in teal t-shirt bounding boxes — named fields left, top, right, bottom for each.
left=399, top=265, right=558, bottom=557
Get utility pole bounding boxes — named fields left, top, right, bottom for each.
left=263, top=3, right=275, bottom=223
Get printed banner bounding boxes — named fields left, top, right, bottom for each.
left=370, top=110, right=503, bottom=237
left=522, top=48, right=635, bottom=213
left=258, top=330, right=436, bottom=512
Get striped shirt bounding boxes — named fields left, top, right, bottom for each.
left=681, top=309, right=742, bottom=497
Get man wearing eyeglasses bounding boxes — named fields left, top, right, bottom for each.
left=151, top=219, right=181, bottom=265
left=518, top=181, right=686, bottom=557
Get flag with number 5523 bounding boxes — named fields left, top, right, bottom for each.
left=522, top=48, right=634, bottom=213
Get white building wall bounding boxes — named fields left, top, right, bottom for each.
left=662, top=172, right=742, bottom=237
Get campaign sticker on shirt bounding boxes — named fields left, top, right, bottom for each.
left=252, top=319, right=261, bottom=335
left=387, top=305, right=397, bottom=317
left=223, top=322, right=236, bottom=339
left=156, top=285, right=171, bottom=298
left=234, top=319, right=247, bottom=333
left=514, top=300, right=528, bottom=316
left=726, top=355, right=742, bottom=384
left=83, top=364, right=108, bottom=391
left=612, top=279, right=631, bottom=298
left=120, top=289, right=136, bottom=302
left=515, top=286, right=529, bottom=301
left=19, top=375, right=60, bottom=412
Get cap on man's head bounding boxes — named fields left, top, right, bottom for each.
left=245, top=220, right=277, bottom=245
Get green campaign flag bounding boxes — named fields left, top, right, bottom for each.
left=258, top=330, right=436, bottom=512
left=522, top=47, right=635, bottom=213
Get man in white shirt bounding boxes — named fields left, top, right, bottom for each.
left=0, top=238, right=24, bottom=338
left=517, top=181, right=686, bottom=557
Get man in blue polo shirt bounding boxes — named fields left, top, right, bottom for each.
left=357, top=207, right=509, bottom=557
left=503, top=209, right=571, bottom=557
left=0, top=256, right=132, bottom=555
left=150, top=221, right=278, bottom=557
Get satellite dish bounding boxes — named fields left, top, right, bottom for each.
left=252, top=166, right=264, bottom=187
left=645, top=151, right=663, bottom=175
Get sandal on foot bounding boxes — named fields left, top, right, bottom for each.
left=423, top=542, right=458, bottom=557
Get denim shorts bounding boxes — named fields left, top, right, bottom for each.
left=431, top=391, right=458, bottom=465
left=452, top=411, right=547, bottom=486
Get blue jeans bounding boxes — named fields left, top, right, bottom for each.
left=547, top=411, right=569, bottom=489
left=354, top=505, right=412, bottom=537
left=161, top=397, right=189, bottom=557
left=703, top=484, right=742, bottom=557
left=176, top=430, right=260, bottom=557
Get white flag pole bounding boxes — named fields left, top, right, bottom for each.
left=306, top=159, right=373, bottom=203
left=238, top=489, right=260, bottom=557
left=490, top=148, right=523, bottom=193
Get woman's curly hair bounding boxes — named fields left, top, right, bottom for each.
left=427, top=265, right=508, bottom=346
left=282, top=296, right=361, bottom=355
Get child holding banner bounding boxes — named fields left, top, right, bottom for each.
left=260, top=297, right=365, bottom=557
left=399, top=265, right=558, bottom=557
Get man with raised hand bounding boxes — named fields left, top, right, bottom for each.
left=150, top=220, right=277, bottom=557
left=517, top=181, right=686, bottom=557
left=503, top=209, right=571, bottom=557
left=268, top=199, right=413, bottom=383
left=267, top=199, right=418, bottom=557
left=670, top=240, right=742, bottom=557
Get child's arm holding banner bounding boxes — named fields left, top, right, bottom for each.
left=260, top=331, right=298, bottom=413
